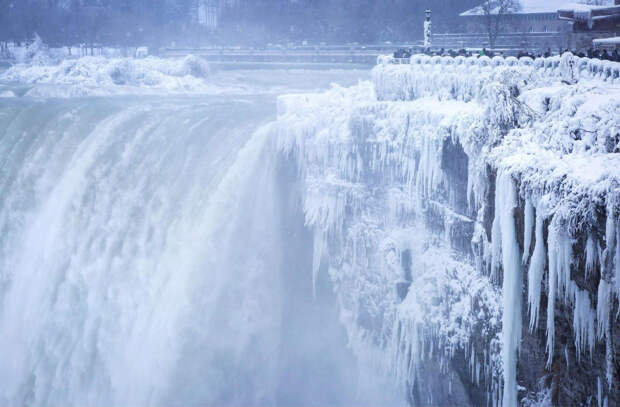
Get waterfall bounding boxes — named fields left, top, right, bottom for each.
left=0, top=90, right=362, bottom=406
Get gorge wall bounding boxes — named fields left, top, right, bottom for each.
left=273, top=54, right=620, bottom=406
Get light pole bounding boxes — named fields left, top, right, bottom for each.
left=424, top=9, right=432, bottom=49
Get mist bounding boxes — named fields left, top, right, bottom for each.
left=0, top=0, right=479, bottom=47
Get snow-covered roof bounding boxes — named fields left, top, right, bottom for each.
left=460, top=0, right=614, bottom=16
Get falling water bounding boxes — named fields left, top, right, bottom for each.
left=0, top=68, right=371, bottom=407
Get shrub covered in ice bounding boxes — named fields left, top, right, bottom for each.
left=10, top=34, right=56, bottom=65
left=373, top=53, right=619, bottom=106
left=0, top=90, right=16, bottom=98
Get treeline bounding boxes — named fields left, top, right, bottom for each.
left=218, top=0, right=480, bottom=44
left=0, top=0, right=193, bottom=48
left=0, top=0, right=480, bottom=47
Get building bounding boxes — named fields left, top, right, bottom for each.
left=459, top=1, right=594, bottom=34
left=451, top=0, right=619, bottom=51
left=196, top=0, right=219, bottom=31
left=558, top=1, right=620, bottom=31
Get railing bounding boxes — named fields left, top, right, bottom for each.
left=430, top=32, right=565, bottom=50
left=159, top=42, right=431, bottom=65
left=377, top=54, right=620, bottom=83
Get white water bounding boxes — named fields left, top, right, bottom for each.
left=0, top=67, right=371, bottom=406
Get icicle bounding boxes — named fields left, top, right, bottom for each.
left=585, top=234, right=598, bottom=278
left=596, top=279, right=611, bottom=340
left=615, top=221, right=620, bottom=303
left=491, top=190, right=502, bottom=279
left=312, top=230, right=325, bottom=299
left=572, top=287, right=595, bottom=360
left=494, top=172, right=523, bottom=407
left=546, top=225, right=558, bottom=368
left=597, top=377, right=602, bottom=407
left=603, top=208, right=616, bottom=299
left=527, top=210, right=546, bottom=331
left=522, top=199, right=534, bottom=264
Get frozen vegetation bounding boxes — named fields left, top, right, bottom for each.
left=274, top=53, right=619, bottom=406
left=0, top=39, right=219, bottom=97
left=0, top=52, right=211, bottom=97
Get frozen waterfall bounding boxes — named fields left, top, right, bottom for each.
left=0, top=53, right=619, bottom=407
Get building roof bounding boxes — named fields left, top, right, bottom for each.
left=460, top=0, right=614, bottom=17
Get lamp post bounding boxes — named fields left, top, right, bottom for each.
left=424, top=9, right=432, bottom=49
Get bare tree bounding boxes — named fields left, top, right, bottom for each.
left=481, top=0, right=519, bottom=50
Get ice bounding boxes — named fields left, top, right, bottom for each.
left=275, top=73, right=502, bottom=405
left=0, top=54, right=211, bottom=96
left=527, top=207, right=546, bottom=331
left=572, top=286, right=595, bottom=360
left=523, top=199, right=534, bottom=264
left=274, top=54, right=619, bottom=405
left=596, top=279, right=611, bottom=340
left=586, top=234, right=598, bottom=278
left=494, top=171, right=523, bottom=407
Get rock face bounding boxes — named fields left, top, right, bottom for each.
left=273, top=54, right=620, bottom=406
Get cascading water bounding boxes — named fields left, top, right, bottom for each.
left=0, top=66, right=377, bottom=407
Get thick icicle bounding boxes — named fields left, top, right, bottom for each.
left=585, top=234, right=598, bottom=278
left=495, top=172, right=523, bottom=407
left=522, top=199, right=534, bottom=264
left=596, top=279, right=611, bottom=340
left=312, top=230, right=325, bottom=298
left=603, top=207, right=617, bottom=299
left=527, top=209, right=546, bottom=331
left=546, top=225, right=558, bottom=368
left=572, top=286, right=595, bottom=360
left=615, top=221, right=620, bottom=303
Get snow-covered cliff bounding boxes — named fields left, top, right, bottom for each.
left=274, top=54, right=619, bottom=406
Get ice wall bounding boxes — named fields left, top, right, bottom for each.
left=275, top=54, right=620, bottom=406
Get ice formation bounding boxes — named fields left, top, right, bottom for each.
left=274, top=53, right=620, bottom=406
left=0, top=54, right=211, bottom=96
